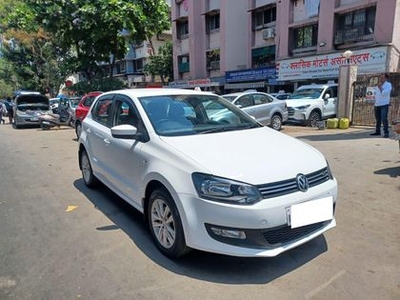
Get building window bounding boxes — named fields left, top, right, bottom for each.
left=177, top=19, right=189, bottom=39
left=206, top=49, right=220, bottom=70
left=253, top=5, right=276, bottom=30
left=206, top=12, right=220, bottom=33
left=133, top=41, right=144, bottom=48
left=334, top=7, right=376, bottom=45
left=119, top=62, right=126, bottom=73
left=252, top=46, right=275, bottom=68
left=178, top=55, right=189, bottom=73
left=294, top=24, right=318, bottom=49
left=134, top=58, right=144, bottom=72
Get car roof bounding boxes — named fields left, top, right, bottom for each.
left=222, top=91, right=268, bottom=97
left=297, top=84, right=337, bottom=89
left=100, top=88, right=216, bottom=98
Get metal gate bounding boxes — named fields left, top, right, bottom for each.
left=352, top=73, right=400, bottom=126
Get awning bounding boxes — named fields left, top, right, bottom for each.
left=252, top=45, right=275, bottom=57
left=224, top=82, right=265, bottom=90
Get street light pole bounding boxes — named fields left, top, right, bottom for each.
left=337, top=50, right=358, bottom=122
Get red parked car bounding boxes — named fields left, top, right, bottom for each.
left=74, top=91, right=102, bottom=137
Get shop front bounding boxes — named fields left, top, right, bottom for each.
left=168, top=77, right=224, bottom=93
left=224, top=67, right=279, bottom=92
left=277, top=46, right=389, bottom=89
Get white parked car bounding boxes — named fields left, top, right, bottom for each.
left=221, top=91, right=288, bottom=130
left=285, top=83, right=338, bottom=127
left=78, top=88, right=338, bottom=258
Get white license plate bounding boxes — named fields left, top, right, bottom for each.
left=289, top=196, right=333, bottom=229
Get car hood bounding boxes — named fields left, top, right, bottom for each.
left=285, top=99, right=320, bottom=107
left=160, top=127, right=326, bottom=184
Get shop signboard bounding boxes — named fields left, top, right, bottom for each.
left=365, top=86, right=378, bottom=102
left=226, top=67, right=276, bottom=83
left=169, top=78, right=222, bottom=89
left=277, top=46, right=387, bottom=81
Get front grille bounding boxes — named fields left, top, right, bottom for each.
left=263, top=221, right=327, bottom=245
left=288, top=107, right=295, bottom=116
left=257, top=167, right=330, bottom=198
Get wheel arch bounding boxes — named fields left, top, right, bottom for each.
left=78, top=143, right=86, bottom=170
left=142, top=180, right=188, bottom=236
left=309, top=108, right=322, bottom=117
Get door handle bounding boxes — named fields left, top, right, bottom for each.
left=104, top=138, right=110, bottom=145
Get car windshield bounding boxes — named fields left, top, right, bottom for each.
left=221, top=95, right=236, bottom=102
left=139, top=94, right=261, bottom=136
left=70, top=98, right=81, bottom=108
left=288, top=88, right=324, bottom=100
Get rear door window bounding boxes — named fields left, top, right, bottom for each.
left=91, top=95, right=114, bottom=127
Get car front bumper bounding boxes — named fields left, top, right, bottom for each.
left=176, top=178, right=338, bottom=257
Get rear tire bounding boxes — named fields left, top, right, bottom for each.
left=270, top=114, right=283, bottom=131
left=80, top=150, right=98, bottom=188
left=75, top=121, right=82, bottom=138
left=147, top=188, right=190, bottom=259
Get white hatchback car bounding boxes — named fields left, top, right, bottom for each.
left=78, top=89, right=338, bottom=258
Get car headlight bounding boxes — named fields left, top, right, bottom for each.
left=192, top=173, right=262, bottom=205
left=295, top=105, right=311, bottom=110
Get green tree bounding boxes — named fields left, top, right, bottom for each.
left=68, top=77, right=127, bottom=95
left=8, top=0, right=171, bottom=81
left=144, top=41, right=173, bottom=85
left=1, top=28, right=72, bottom=93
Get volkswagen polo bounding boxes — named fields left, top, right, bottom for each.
left=78, top=88, right=338, bottom=258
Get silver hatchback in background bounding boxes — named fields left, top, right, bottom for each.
left=221, top=91, right=288, bottom=130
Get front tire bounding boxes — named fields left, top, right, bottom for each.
left=270, top=114, right=283, bottom=131
left=147, top=188, right=190, bottom=258
left=80, top=150, right=98, bottom=188
left=40, top=121, right=51, bottom=130
left=308, top=111, right=321, bottom=127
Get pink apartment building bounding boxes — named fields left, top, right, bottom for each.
left=170, top=0, right=400, bottom=93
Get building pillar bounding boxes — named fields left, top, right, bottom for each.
left=338, top=64, right=358, bottom=122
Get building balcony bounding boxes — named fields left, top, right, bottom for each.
left=207, top=61, right=220, bottom=71
left=334, top=28, right=374, bottom=45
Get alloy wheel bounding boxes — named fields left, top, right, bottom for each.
left=150, top=198, right=176, bottom=249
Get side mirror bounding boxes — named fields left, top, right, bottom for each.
left=324, top=94, right=331, bottom=100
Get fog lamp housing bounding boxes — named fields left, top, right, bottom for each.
left=210, top=226, right=246, bottom=239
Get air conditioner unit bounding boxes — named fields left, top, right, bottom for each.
left=263, top=28, right=275, bottom=40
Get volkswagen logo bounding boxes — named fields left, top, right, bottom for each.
left=296, top=174, right=309, bottom=192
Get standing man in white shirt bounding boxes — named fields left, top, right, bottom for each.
left=370, top=73, right=392, bottom=138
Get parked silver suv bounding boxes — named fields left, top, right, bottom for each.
left=221, top=91, right=288, bottom=130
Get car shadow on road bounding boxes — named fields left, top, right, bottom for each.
left=374, top=165, right=400, bottom=178
left=294, top=128, right=375, bottom=141
left=74, top=179, right=329, bottom=284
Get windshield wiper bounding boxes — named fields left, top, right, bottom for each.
left=199, top=124, right=258, bottom=134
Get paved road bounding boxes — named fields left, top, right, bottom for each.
left=0, top=123, right=399, bottom=300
